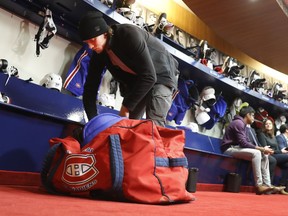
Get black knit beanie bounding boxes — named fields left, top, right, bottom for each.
left=239, top=106, right=255, bottom=118
left=79, top=11, right=109, bottom=40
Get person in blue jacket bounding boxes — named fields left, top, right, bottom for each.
left=276, top=124, right=288, bottom=150
left=78, top=11, right=179, bottom=126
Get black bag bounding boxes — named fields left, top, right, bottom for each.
left=225, top=173, right=242, bottom=193
left=186, top=167, right=199, bottom=193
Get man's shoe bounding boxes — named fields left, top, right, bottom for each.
left=270, top=185, right=286, bottom=194
left=280, top=189, right=288, bottom=195
left=255, top=185, right=274, bottom=195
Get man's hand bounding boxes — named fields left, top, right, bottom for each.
left=119, top=105, right=129, bottom=118
left=256, top=146, right=274, bottom=155
left=263, top=146, right=274, bottom=155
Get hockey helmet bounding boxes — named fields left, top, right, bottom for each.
left=195, top=109, right=211, bottom=125
left=200, top=86, right=216, bottom=107
left=40, top=73, right=62, bottom=91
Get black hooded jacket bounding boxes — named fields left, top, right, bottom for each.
left=83, top=23, right=179, bottom=120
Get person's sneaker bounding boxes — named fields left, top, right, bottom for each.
left=269, top=185, right=286, bottom=194
left=280, top=189, right=288, bottom=195
left=255, top=185, right=274, bottom=195
left=274, top=186, right=288, bottom=195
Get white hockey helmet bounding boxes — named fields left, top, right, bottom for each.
left=40, top=73, right=62, bottom=91
left=195, top=111, right=210, bottom=125
left=200, top=86, right=216, bottom=102
left=194, top=105, right=211, bottom=125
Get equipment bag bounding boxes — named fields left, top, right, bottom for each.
left=41, top=113, right=195, bottom=204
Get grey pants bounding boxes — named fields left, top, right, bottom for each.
left=224, top=146, right=271, bottom=187
left=129, top=84, right=173, bottom=127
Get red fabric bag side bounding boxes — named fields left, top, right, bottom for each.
left=48, top=136, right=113, bottom=193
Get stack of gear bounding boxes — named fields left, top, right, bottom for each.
left=153, top=13, right=174, bottom=38
left=99, top=0, right=113, bottom=7
left=233, top=75, right=247, bottom=86
left=134, top=15, right=145, bottom=28
left=194, top=86, right=216, bottom=126
left=4, top=66, right=19, bottom=86
left=220, top=56, right=235, bottom=74
left=6, top=66, right=19, bottom=77
left=0, top=92, right=10, bottom=104
left=114, top=0, right=135, bottom=8
left=131, top=5, right=145, bottom=29
left=63, top=44, right=93, bottom=97
left=0, top=59, right=19, bottom=86
left=213, top=65, right=223, bottom=74
left=247, top=70, right=267, bottom=94
left=271, top=82, right=286, bottom=102
left=142, top=16, right=156, bottom=33
left=226, top=65, right=244, bottom=80
left=115, top=0, right=136, bottom=22
left=34, top=8, right=57, bottom=57
left=166, top=78, right=199, bottom=125
left=40, top=73, right=63, bottom=92
left=253, top=107, right=274, bottom=130
left=185, top=38, right=201, bottom=59
left=198, top=40, right=214, bottom=69
left=221, top=56, right=245, bottom=81
left=116, top=7, right=136, bottom=22
left=194, top=86, right=227, bottom=130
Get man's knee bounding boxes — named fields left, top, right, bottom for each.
left=252, top=149, right=262, bottom=158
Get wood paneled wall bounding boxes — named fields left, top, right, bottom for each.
left=137, top=0, right=285, bottom=86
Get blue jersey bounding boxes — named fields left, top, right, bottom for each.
left=63, top=44, right=93, bottom=96
left=167, top=78, right=198, bottom=125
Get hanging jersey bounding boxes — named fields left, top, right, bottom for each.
left=63, top=44, right=93, bottom=96
left=167, top=78, right=199, bottom=125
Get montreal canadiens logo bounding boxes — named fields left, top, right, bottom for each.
left=61, top=154, right=99, bottom=185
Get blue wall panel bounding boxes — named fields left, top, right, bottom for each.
left=0, top=104, right=79, bottom=172
left=0, top=73, right=86, bottom=124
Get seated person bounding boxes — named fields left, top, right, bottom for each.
left=276, top=124, right=288, bottom=150
left=246, top=124, right=277, bottom=186
left=257, top=119, right=288, bottom=194
left=221, top=105, right=275, bottom=195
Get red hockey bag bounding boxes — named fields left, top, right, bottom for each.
left=41, top=113, right=195, bottom=204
